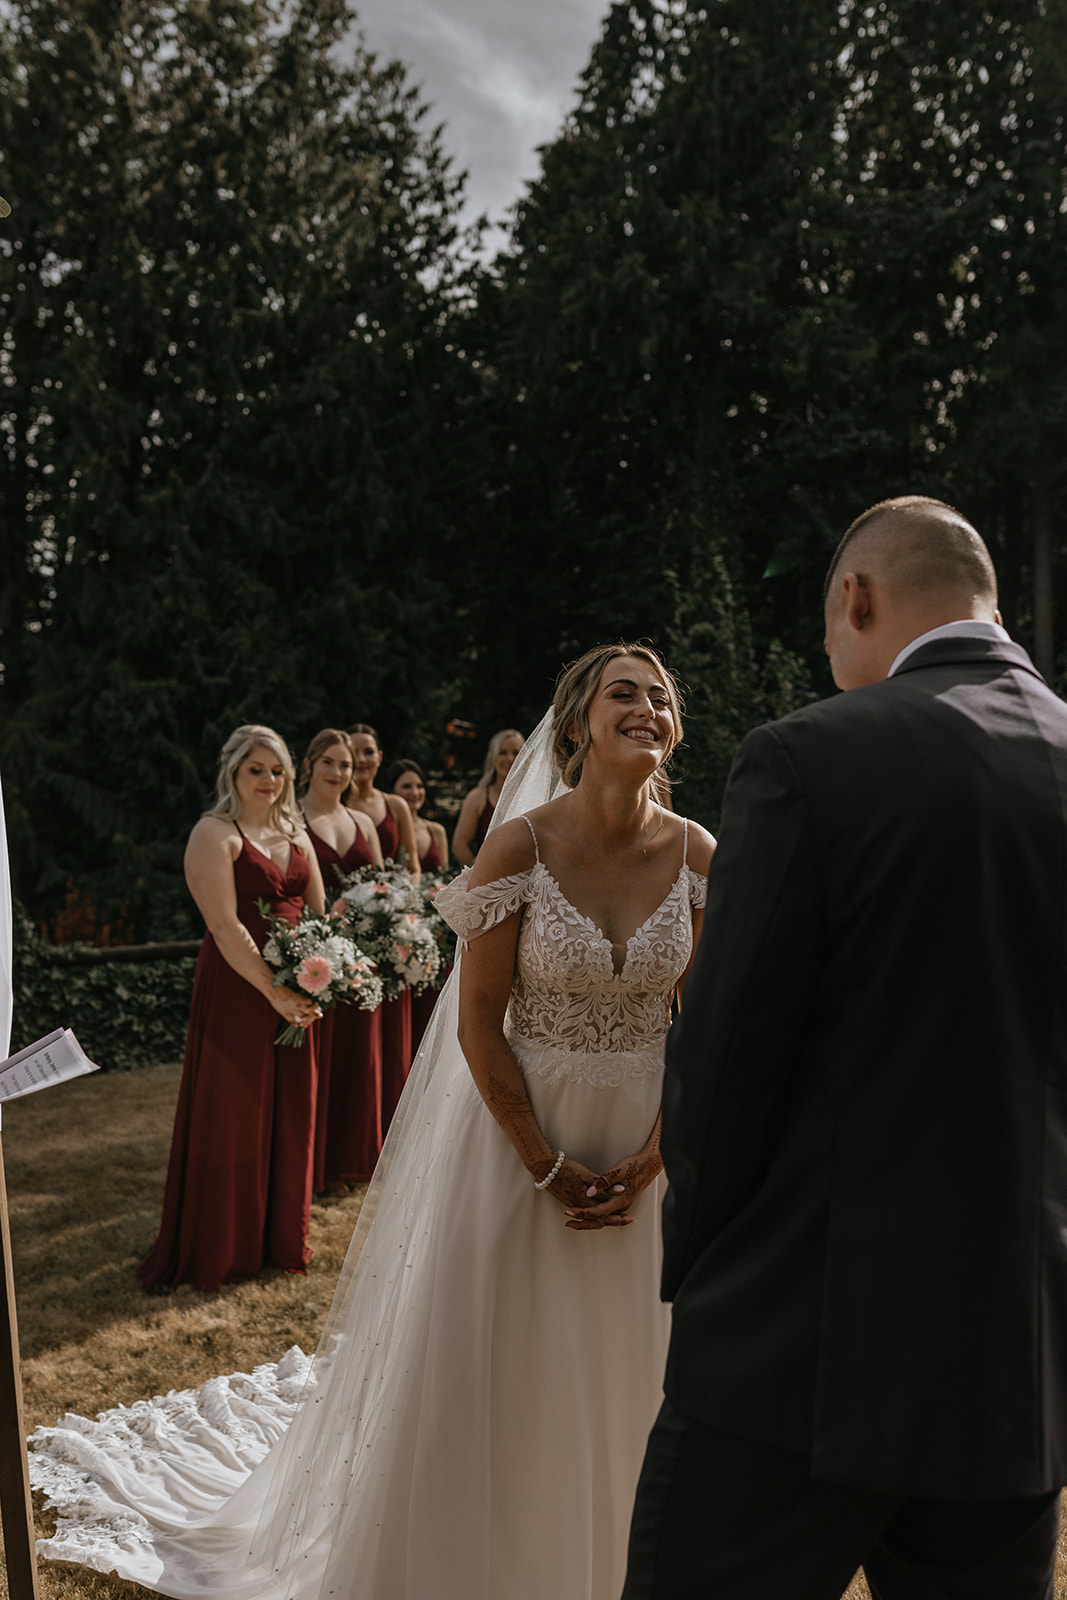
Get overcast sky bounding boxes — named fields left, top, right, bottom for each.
left=353, top=0, right=607, bottom=247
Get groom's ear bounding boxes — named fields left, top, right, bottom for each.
left=843, top=571, right=874, bottom=631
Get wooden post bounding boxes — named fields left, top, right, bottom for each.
left=0, top=1118, right=40, bottom=1600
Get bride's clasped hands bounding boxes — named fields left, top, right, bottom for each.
left=562, top=1144, right=665, bottom=1229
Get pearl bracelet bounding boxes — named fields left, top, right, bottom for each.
left=533, top=1150, right=565, bottom=1190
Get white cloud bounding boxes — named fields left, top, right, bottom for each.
left=353, top=0, right=606, bottom=240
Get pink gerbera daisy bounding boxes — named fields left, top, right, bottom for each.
left=296, top=955, right=332, bottom=994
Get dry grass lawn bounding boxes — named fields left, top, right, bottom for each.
left=0, top=1063, right=362, bottom=1599
left=0, top=1063, right=1063, bottom=1599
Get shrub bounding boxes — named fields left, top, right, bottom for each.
left=10, top=903, right=196, bottom=1070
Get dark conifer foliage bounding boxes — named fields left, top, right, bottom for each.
left=461, top=0, right=1067, bottom=819
left=837, top=0, right=1067, bottom=678
left=0, top=0, right=475, bottom=929
left=2, top=0, right=1066, bottom=928
left=460, top=0, right=859, bottom=812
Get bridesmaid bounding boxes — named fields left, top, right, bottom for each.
left=386, top=759, right=449, bottom=876
left=386, top=758, right=449, bottom=1053
left=140, top=726, right=326, bottom=1293
left=451, top=728, right=524, bottom=867
left=300, top=729, right=385, bottom=1195
left=346, top=723, right=420, bottom=1128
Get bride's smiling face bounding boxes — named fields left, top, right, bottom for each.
left=584, top=656, right=676, bottom=776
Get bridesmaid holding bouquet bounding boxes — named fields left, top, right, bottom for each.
left=387, top=758, right=450, bottom=1052
left=347, top=723, right=420, bottom=1127
left=140, top=726, right=327, bottom=1292
left=300, top=729, right=385, bottom=1193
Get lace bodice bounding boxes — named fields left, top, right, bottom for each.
left=436, top=821, right=706, bottom=1088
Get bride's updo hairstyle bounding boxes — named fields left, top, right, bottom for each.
left=206, top=724, right=303, bottom=839
left=299, top=728, right=355, bottom=801
left=552, top=642, right=683, bottom=806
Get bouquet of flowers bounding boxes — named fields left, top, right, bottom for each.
left=420, top=870, right=460, bottom=984
left=331, top=862, right=442, bottom=1001
left=257, top=900, right=383, bottom=1047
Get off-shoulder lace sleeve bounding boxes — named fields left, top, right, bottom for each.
left=686, top=867, right=708, bottom=909
left=435, top=867, right=535, bottom=943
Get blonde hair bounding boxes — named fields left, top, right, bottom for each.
left=299, top=728, right=354, bottom=802
left=551, top=643, right=683, bottom=806
left=205, top=725, right=303, bottom=838
left=479, top=728, right=525, bottom=789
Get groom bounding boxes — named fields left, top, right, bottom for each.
left=624, top=496, right=1067, bottom=1598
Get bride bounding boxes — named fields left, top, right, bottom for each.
left=30, top=643, right=714, bottom=1600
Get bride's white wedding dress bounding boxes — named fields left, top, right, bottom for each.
left=29, top=717, right=706, bottom=1600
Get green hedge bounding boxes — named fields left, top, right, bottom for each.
left=10, top=904, right=197, bottom=1071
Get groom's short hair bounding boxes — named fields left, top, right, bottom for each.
left=824, top=495, right=998, bottom=606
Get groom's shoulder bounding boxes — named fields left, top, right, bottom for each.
left=751, top=656, right=1067, bottom=770
left=752, top=680, right=890, bottom=752
left=730, top=683, right=924, bottom=794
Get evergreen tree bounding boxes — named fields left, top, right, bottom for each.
left=826, top=0, right=1067, bottom=672
left=6, top=0, right=1065, bottom=912
left=464, top=0, right=1067, bottom=821
left=0, top=0, right=474, bottom=928
left=462, top=0, right=865, bottom=817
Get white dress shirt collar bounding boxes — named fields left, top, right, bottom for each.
left=887, top=619, right=1011, bottom=679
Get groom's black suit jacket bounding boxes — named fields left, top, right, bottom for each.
left=662, top=636, right=1067, bottom=1499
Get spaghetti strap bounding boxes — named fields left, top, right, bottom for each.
left=682, top=816, right=689, bottom=868
left=522, top=815, right=541, bottom=863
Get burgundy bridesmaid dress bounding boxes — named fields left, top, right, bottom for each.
left=474, top=798, right=494, bottom=851
left=376, top=807, right=412, bottom=1130
left=307, top=823, right=384, bottom=1189
left=420, top=836, right=443, bottom=874
left=411, top=834, right=444, bottom=1053
left=139, top=838, right=318, bottom=1292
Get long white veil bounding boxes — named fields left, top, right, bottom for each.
left=296, top=706, right=558, bottom=1340
left=235, top=709, right=562, bottom=1589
